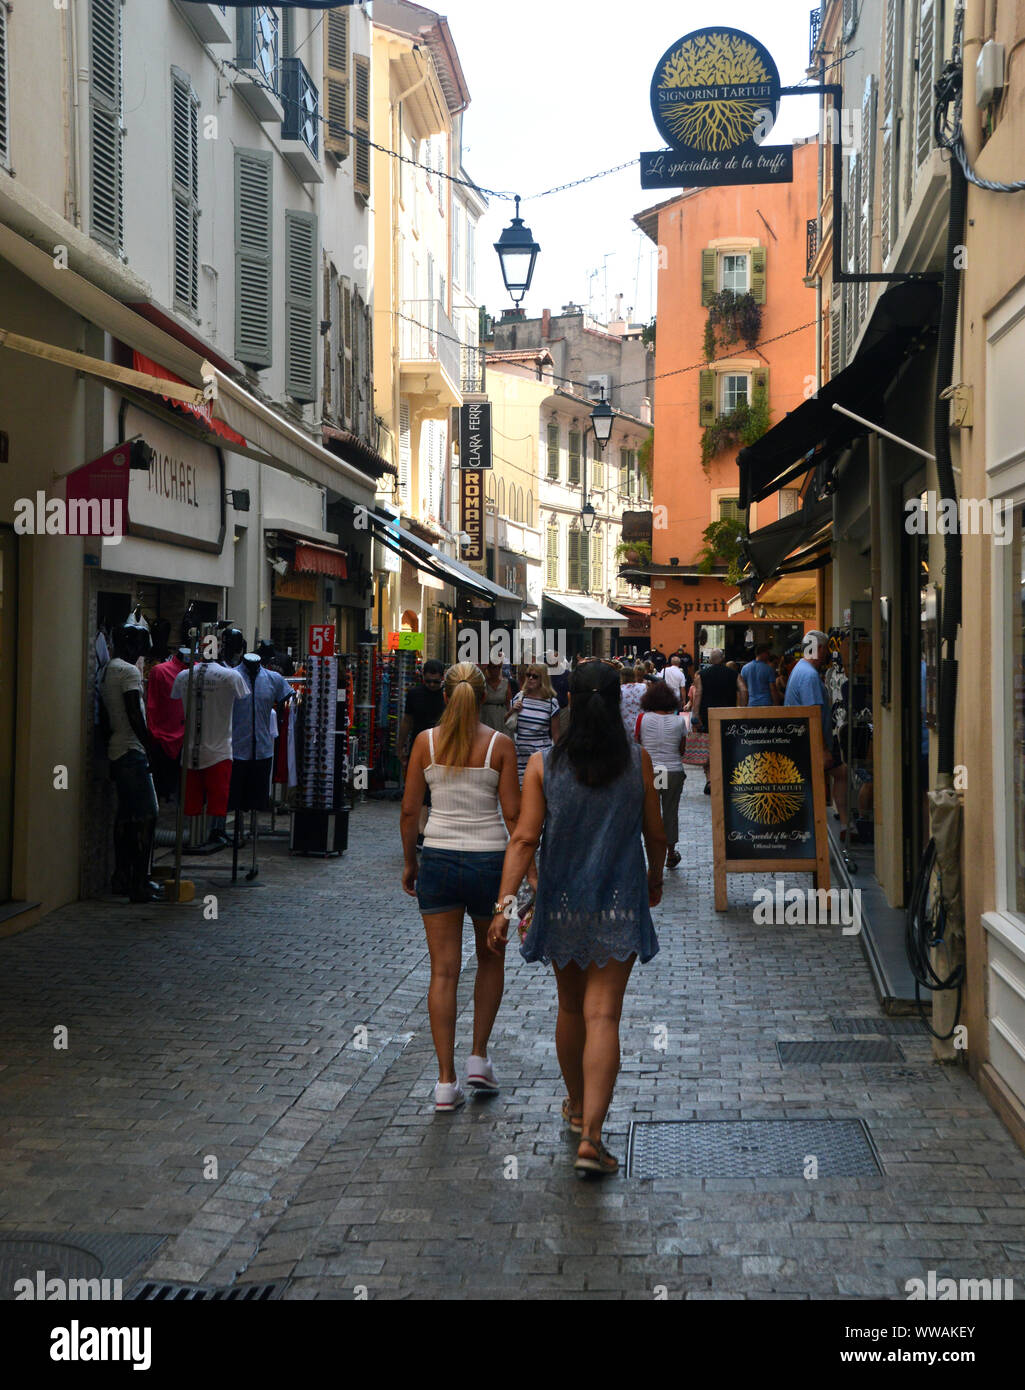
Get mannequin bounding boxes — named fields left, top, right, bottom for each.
left=146, top=645, right=190, bottom=800
left=171, top=653, right=248, bottom=824
left=99, top=624, right=161, bottom=903
left=222, top=627, right=246, bottom=668
left=227, top=654, right=293, bottom=876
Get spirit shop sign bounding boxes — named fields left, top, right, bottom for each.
left=708, top=707, right=830, bottom=910
left=641, top=27, right=794, bottom=189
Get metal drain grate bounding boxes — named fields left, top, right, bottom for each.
left=130, top=1280, right=283, bottom=1301
left=777, top=1040, right=905, bottom=1064
left=626, top=1119, right=881, bottom=1179
left=831, top=1016, right=928, bottom=1036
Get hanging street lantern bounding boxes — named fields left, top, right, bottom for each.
left=581, top=502, right=597, bottom=534
left=494, top=196, right=540, bottom=306
left=590, top=388, right=615, bottom=453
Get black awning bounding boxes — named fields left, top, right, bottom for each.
left=363, top=509, right=522, bottom=611
left=738, top=282, right=941, bottom=508
left=742, top=497, right=833, bottom=584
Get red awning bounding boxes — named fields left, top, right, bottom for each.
left=294, top=541, right=348, bottom=579
left=619, top=605, right=651, bottom=617
left=131, top=351, right=247, bottom=447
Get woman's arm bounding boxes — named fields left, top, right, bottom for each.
left=399, top=733, right=428, bottom=893
left=488, top=752, right=546, bottom=951
left=495, top=733, right=521, bottom=835
left=640, top=747, right=667, bottom=905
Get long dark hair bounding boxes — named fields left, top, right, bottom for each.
left=550, top=660, right=630, bottom=788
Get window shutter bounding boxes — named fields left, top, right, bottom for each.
left=340, top=276, right=353, bottom=426
left=362, top=299, right=373, bottom=441
left=830, top=305, right=842, bottom=377
left=89, top=0, right=124, bottom=253
left=324, top=8, right=349, bottom=161
left=568, top=430, right=581, bottom=485
left=547, top=422, right=560, bottom=479
left=322, top=262, right=334, bottom=416
left=593, top=445, right=603, bottom=490
left=701, top=248, right=717, bottom=305
left=843, top=0, right=857, bottom=38
left=916, top=0, right=937, bottom=170
left=880, top=0, right=898, bottom=261
left=719, top=497, right=742, bottom=521
left=281, top=7, right=295, bottom=60
left=352, top=288, right=364, bottom=438
left=568, top=529, right=581, bottom=590
left=752, top=367, right=769, bottom=403
left=353, top=54, right=371, bottom=198
left=399, top=400, right=411, bottom=497
left=859, top=77, right=877, bottom=323
left=172, top=72, right=200, bottom=315
left=750, top=245, right=767, bottom=304
left=285, top=210, right=317, bottom=402
left=699, top=370, right=716, bottom=424
left=235, top=149, right=272, bottom=368
left=591, top=532, right=602, bottom=594
left=546, top=522, right=559, bottom=587
left=0, top=3, right=10, bottom=170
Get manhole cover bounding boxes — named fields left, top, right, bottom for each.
left=0, top=1241, right=102, bottom=1299
left=626, top=1119, right=881, bottom=1179
left=777, top=1040, right=905, bottom=1064
left=832, top=1016, right=928, bottom=1036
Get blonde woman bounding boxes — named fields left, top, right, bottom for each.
left=510, top=662, right=561, bottom=782
left=401, top=663, right=521, bottom=1111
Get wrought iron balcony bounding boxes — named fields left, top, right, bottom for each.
left=461, top=345, right=484, bottom=395
left=280, top=57, right=321, bottom=181
left=809, top=5, right=823, bottom=60
left=235, top=6, right=281, bottom=122
left=806, top=218, right=819, bottom=274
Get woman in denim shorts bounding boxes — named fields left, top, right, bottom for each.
left=400, top=662, right=522, bottom=1111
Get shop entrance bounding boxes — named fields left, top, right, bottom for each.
left=0, top=528, right=17, bottom=902
left=693, top=620, right=804, bottom=665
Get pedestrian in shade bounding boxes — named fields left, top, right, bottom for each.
left=488, top=660, right=666, bottom=1176
left=510, top=663, right=562, bottom=782
left=634, top=678, right=688, bottom=869
left=690, top=649, right=739, bottom=794
left=400, top=663, right=522, bottom=1112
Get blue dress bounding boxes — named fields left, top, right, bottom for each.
left=521, top=742, right=659, bottom=969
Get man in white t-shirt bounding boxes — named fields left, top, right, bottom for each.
left=171, top=661, right=248, bottom=818
left=99, top=624, right=160, bottom=901
left=662, top=655, right=687, bottom=707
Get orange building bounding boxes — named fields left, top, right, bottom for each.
left=633, top=139, right=820, bottom=662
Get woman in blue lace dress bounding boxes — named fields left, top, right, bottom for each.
left=487, top=661, right=666, bottom=1176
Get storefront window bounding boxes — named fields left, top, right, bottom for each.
left=1012, top=505, right=1025, bottom=913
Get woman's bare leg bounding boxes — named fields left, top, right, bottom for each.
left=579, top=956, right=635, bottom=1150
left=553, top=961, right=587, bottom=1115
left=422, top=909, right=464, bottom=1084
left=470, top=916, right=505, bottom=1058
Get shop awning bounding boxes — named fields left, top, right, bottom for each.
left=293, top=540, right=348, bottom=579
left=365, top=509, right=523, bottom=617
left=735, top=497, right=833, bottom=611
left=544, top=593, right=625, bottom=628
left=321, top=422, right=397, bottom=480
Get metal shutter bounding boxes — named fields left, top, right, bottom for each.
left=235, top=150, right=272, bottom=367
left=285, top=210, right=317, bottom=402
left=353, top=55, right=371, bottom=198
left=172, top=72, right=200, bottom=314
left=89, top=0, right=124, bottom=252
left=324, top=7, right=349, bottom=161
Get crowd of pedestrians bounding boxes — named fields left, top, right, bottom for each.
left=397, top=632, right=839, bottom=1175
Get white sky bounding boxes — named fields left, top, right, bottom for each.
left=434, top=0, right=823, bottom=326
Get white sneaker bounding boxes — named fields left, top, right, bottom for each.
left=434, top=1081, right=466, bottom=1111
left=466, top=1055, right=499, bottom=1094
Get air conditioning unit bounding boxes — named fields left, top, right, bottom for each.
left=587, top=375, right=610, bottom=400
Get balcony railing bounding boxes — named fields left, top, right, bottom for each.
left=461, top=345, right=484, bottom=394
left=809, top=5, right=822, bottom=60
left=237, top=5, right=279, bottom=87
left=806, top=218, right=819, bottom=274
left=399, top=299, right=460, bottom=388
left=281, top=56, right=319, bottom=158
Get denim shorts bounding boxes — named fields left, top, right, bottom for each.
left=110, top=750, right=159, bottom=822
left=416, top=848, right=506, bottom=920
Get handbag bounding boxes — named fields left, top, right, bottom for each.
left=505, top=695, right=521, bottom=734
left=682, top=730, right=709, bottom=766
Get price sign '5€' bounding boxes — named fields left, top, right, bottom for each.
left=308, top=625, right=336, bottom=657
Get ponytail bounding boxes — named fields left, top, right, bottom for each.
left=434, top=662, right=485, bottom=772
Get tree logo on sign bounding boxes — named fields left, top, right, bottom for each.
left=651, top=28, right=781, bottom=155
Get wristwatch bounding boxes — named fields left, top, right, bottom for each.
left=491, top=900, right=507, bottom=917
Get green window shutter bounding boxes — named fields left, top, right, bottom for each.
left=285, top=209, right=317, bottom=401
left=235, top=149, right=272, bottom=368
left=568, top=430, right=581, bottom=485
left=547, top=422, right=560, bottom=479
left=752, top=367, right=769, bottom=403
left=593, top=446, right=603, bottom=490
left=546, top=522, right=559, bottom=586
left=324, top=7, right=349, bottom=162
left=699, top=370, right=717, bottom=424
left=89, top=0, right=124, bottom=253
left=719, top=497, right=742, bottom=521
left=568, top=529, right=581, bottom=590
left=591, top=533, right=602, bottom=593
left=172, top=71, right=200, bottom=315
left=701, top=248, right=717, bottom=305
left=750, top=245, right=767, bottom=304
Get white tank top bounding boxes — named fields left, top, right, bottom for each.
left=422, top=728, right=508, bottom=851
left=637, top=712, right=687, bottom=773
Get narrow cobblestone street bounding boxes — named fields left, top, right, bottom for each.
left=2, top=784, right=1023, bottom=1301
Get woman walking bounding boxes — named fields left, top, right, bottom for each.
left=510, top=663, right=561, bottom=782
left=480, top=660, right=512, bottom=731
left=635, top=680, right=688, bottom=869
left=401, top=663, right=522, bottom=1111
left=488, top=661, right=666, bottom=1175
left=619, top=663, right=647, bottom=736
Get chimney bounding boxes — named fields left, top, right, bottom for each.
left=541, top=308, right=551, bottom=341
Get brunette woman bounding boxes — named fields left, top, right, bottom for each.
left=401, top=663, right=522, bottom=1111
left=488, top=661, right=666, bottom=1175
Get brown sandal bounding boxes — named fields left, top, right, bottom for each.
left=574, top=1136, right=619, bottom=1175
left=561, top=1098, right=583, bottom=1134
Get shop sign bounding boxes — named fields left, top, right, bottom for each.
left=387, top=631, right=425, bottom=651
left=274, top=571, right=319, bottom=602
left=461, top=468, right=486, bottom=574
left=308, top=624, right=335, bottom=656
left=122, top=404, right=225, bottom=553
left=708, top=707, right=829, bottom=910
left=459, top=401, right=492, bottom=470
left=641, top=28, right=793, bottom=189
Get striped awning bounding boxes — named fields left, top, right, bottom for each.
left=294, top=541, right=347, bottom=579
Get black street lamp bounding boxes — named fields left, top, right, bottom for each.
left=589, top=387, right=615, bottom=453
left=494, top=196, right=540, bottom=307
left=581, top=502, right=596, bottom=534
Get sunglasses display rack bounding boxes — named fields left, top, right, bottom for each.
left=354, top=643, right=377, bottom=771
left=380, top=649, right=418, bottom=776
left=290, top=654, right=350, bottom=856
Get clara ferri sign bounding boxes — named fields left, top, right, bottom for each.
left=641, top=27, right=794, bottom=189
left=459, top=401, right=492, bottom=471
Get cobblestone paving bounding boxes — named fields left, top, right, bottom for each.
left=1, top=783, right=1024, bottom=1300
